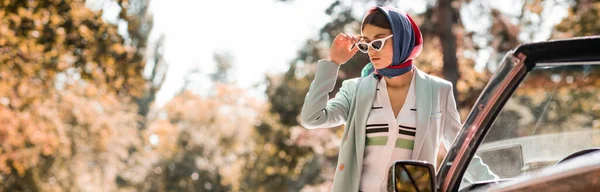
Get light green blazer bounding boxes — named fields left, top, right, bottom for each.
left=300, top=60, right=496, bottom=191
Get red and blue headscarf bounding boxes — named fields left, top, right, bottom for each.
left=361, top=6, right=423, bottom=79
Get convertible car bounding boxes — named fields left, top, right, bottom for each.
left=388, top=36, right=600, bottom=192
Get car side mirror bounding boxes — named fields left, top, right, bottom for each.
left=388, top=160, right=437, bottom=192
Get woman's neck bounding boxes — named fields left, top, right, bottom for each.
left=383, top=69, right=414, bottom=89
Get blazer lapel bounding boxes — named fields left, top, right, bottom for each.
left=412, top=68, right=433, bottom=159
left=354, top=75, right=377, bottom=169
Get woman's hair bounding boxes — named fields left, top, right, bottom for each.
left=362, top=9, right=391, bottom=30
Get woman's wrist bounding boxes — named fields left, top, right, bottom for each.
left=318, top=59, right=342, bottom=70
left=326, top=57, right=343, bottom=66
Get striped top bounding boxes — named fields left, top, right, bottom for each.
left=360, top=74, right=417, bottom=192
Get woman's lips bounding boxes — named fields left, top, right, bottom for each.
left=371, top=58, right=381, bottom=62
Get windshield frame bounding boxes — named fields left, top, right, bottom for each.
left=438, top=37, right=600, bottom=192
left=463, top=60, right=600, bottom=186
left=436, top=51, right=529, bottom=192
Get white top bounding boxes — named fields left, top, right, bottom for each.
left=359, top=74, right=417, bottom=192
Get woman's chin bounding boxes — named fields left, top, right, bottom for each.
left=371, top=61, right=388, bottom=69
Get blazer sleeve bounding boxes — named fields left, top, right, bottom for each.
left=442, top=85, right=500, bottom=182
left=441, top=85, right=461, bottom=150
left=299, top=59, right=356, bottom=129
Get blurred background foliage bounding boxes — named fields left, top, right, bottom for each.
left=0, top=0, right=599, bottom=191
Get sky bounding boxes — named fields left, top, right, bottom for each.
left=90, top=0, right=569, bottom=107
left=147, top=0, right=337, bottom=106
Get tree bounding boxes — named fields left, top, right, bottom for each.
left=0, top=0, right=158, bottom=190
left=436, top=0, right=460, bottom=98
left=139, top=85, right=263, bottom=191
left=553, top=0, right=600, bottom=38
left=210, top=51, right=235, bottom=83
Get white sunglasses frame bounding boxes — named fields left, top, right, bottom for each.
left=354, top=34, right=393, bottom=53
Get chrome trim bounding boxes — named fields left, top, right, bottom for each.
left=536, top=60, right=600, bottom=66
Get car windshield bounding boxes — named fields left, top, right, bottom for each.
left=461, top=60, right=600, bottom=188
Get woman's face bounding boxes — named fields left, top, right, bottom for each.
left=361, top=24, right=394, bottom=69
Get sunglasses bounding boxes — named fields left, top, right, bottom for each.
left=354, top=34, right=393, bottom=53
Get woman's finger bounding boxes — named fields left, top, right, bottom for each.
left=344, top=33, right=352, bottom=42
left=341, top=33, right=352, bottom=44
left=351, top=35, right=359, bottom=43
left=350, top=43, right=359, bottom=53
left=342, top=33, right=351, bottom=41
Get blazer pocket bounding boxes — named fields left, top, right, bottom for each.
left=429, top=114, right=442, bottom=131
left=430, top=111, right=442, bottom=119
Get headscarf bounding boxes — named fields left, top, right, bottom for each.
left=360, top=6, right=423, bottom=79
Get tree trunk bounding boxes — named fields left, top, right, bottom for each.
left=437, top=0, right=459, bottom=99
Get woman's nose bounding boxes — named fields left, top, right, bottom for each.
left=368, top=50, right=377, bottom=57
left=369, top=47, right=377, bottom=54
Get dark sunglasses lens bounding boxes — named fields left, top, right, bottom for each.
left=372, top=40, right=383, bottom=50
left=357, top=44, right=369, bottom=52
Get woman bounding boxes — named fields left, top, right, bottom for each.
left=300, top=6, right=496, bottom=192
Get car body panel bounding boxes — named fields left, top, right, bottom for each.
left=485, top=151, right=600, bottom=192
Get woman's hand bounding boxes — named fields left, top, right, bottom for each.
left=328, top=33, right=359, bottom=65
